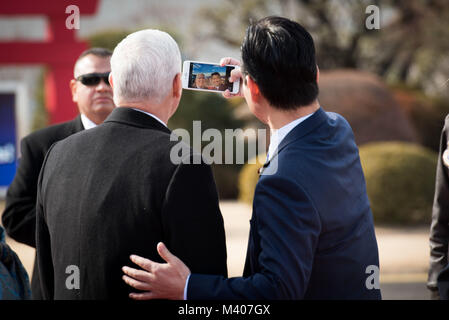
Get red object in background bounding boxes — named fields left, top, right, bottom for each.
left=0, top=0, right=99, bottom=124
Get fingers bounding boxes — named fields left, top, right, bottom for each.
left=229, top=68, right=242, bottom=83
left=122, top=266, right=152, bottom=283
left=157, top=242, right=179, bottom=265
left=129, top=291, right=156, bottom=300
left=219, top=57, right=241, bottom=67
left=222, top=88, right=243, bottom=99
left=122, top=275, right=152, bottom=291
left=222, top=89, right=232, bottom=99
left=219, top=57, right=243, bottom=99
left=130, top=254, right=154, bottom=272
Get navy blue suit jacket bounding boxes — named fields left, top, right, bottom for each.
left=188, top=108, right=381, bottom=299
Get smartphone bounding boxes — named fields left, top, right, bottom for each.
left=182, top=61, right=240, bottom=94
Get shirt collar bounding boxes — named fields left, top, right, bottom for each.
left=131, top=108, right=167, bottom=128
left=80, top=113, right=98, bottom=130
left=267, top=111, right=316, bottom=161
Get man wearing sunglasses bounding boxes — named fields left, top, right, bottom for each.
left=1, top=47, right=115, bottom=299
left=70, top=49, right=115, bottom=127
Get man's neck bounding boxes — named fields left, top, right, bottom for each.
left=267, top=100, right=320, bottom=130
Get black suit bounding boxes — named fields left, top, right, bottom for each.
left=429, top=114, right=449, bottom=299
left=36, top=107, right=227, bottom=299
left=2, top=116, right=84, bottom=299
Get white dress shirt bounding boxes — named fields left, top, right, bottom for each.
left=266, top=111, right=315, bottom=161
left=80, top=113, right=98, bottom=130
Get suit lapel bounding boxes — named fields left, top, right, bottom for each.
left=277, top=107, right=327, bottom=153
left=259, top=108, right=328, bottom=176
left=73, top=114, right=84, bottom=132
left=104, top=107, right=171, bottom=134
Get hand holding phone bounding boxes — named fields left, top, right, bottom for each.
left=182, top=60, right=240, bottom=94
left=219, top=57, right=244, bottom=99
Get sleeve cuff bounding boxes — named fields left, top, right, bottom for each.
left=183, top=273, right=191, bottom=300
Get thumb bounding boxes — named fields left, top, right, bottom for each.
left=157, top=242, right=178, bottom=264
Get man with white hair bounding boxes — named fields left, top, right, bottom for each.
left=35, top=29, right=227, bottom=299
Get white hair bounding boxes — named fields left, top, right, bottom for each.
left=111, top=29, right=181, bottom=105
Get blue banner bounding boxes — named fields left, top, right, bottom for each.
left=0, top=93, right=17, bottom=189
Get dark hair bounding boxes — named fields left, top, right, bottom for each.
left=241, top=16, right=318, bottom=110
left=211, top=72, right=221, bottom=77
left=76, top=47, right=112, bottom=62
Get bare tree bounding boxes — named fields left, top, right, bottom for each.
left=194, top=0, right=449, bottom=92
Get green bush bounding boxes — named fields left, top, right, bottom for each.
left=238, top=153, right=265, bottom=204
left=239, top=142, right=437, bottom=226
left=359, top=141, right=437, bottom=225
left=170, top=90, right=247, bottom=200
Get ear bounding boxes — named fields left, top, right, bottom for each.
left=316, top=65, right=320, bottom=84
left=246, top=75, right=261, bottom=103
left=173, top=73, right=182, bottom=99
left=109, top=73, right=114, bottom=90
left=70, top=79, right=78, bottom=103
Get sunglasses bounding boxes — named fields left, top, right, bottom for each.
left=76, top=72, right=111, bottom=86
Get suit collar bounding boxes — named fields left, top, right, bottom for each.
left=259, top=107, right=327, bottom=175
left=267, top=112, right=314, bottom=162
left=276, top=107, right=327, bottom=153
left=104, top=107, right=171, bottom=134
left=73, top=114, right=84, bottom=132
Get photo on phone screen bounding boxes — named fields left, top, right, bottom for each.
left=188, top=62, right=235, bottom=92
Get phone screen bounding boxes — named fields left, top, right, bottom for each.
left=188, top=62, right=235, bottom=92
